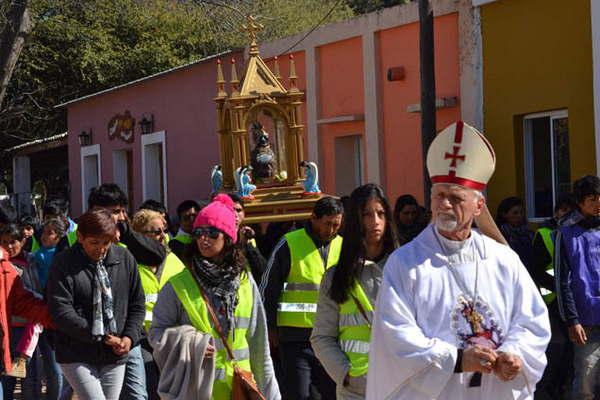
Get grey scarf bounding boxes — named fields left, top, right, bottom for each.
left=91, top=258, right=117, bottom=341
left=192, top=255, right=240, bottom=335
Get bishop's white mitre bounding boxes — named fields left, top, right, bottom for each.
left=426, top=121, right=496, bottom=190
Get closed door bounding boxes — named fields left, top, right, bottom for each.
left=335, top=135, right=362, bottom=196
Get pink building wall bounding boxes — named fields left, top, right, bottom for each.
left=379, top=13, right=461, bottom=203
left=68, top=52, right=243, bottom=216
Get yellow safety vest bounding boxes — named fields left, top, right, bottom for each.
left=31, top=236, right=40, bottom=253
left=67, top=229, right=78, bottom=247
left=339, top=281, right=373, bottom=377
left=535, top=227, right=556, bottom=304
left=173, top=233, right=193, bottom=245
left=138, top=252, right=185, bottom=331
left=277, top=228, right=343, bottom=328
left=170, top=268, right=253, bottom=400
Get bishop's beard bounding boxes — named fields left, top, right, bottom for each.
left=435, top=212, right=458, bottom=232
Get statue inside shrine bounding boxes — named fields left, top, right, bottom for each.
left=250, top=122, right=277, bottom=180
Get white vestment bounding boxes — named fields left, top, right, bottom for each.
left=366, top=225, right=550, bottom=400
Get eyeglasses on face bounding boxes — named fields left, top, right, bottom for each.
left=143, top=228, right=169, bottom=236
left=192, top=227, right=222, bottom=239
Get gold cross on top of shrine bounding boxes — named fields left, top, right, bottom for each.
left=241, top=15, right=264, bottom=55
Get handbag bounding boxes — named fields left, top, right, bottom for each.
left=189, top=267, right=266, bottom=400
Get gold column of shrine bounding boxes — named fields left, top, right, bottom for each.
left=211, top=16, right=326, bottom=223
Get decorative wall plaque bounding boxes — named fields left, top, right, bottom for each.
left=108, top=110, right=135, bottom=143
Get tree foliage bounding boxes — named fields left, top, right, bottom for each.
left=0, top=0, right=353, bottom=150
left=347, top=0, right=412, bottom=15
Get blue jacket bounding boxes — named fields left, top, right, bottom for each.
left=555, top=211, right=600, bottom=326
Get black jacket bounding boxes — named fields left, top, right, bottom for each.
left=259, top=224, right=334, bottom=342
left=47, top=243, right=145, bottom=365
left=244, top=241, right=267, bottom=285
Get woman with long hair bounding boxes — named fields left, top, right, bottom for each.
left=149, top=194, right=280, bottom=399
left=47, top=209, right=145, bottom=400
left=311, top=183, right=399, bottom=399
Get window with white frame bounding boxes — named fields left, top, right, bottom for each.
left=523, top=110, right=570, bottom=220
left=141, top=131, right=168, bottom=207
left=80, top=144, right=102, bottom=213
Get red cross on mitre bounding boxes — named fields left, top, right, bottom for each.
left=444, top=146, right=466, bottom=168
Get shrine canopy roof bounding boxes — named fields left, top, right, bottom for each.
left=238, top=15, right=287, bottom=97
left=239, top=54, right=287, bottom=96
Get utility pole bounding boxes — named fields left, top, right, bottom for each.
left=419, top=0, right=436, bottom=207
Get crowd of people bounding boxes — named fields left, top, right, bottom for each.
left=0, top=122, right=597, bottom=399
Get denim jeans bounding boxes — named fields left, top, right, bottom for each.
left=1, top=327, right=25, bottom=400
left=61, top=362, right=126, bottom=400
left=119, top=344, right=148, bottom=400
left=60, top=383, right=73, bottom=400
left=572, top=326, right=600, bottom=399
left=25, top=331, right=64, bottom=400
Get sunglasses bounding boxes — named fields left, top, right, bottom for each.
left=192, top=227, right=222, bottom=239
left=143, top=228, right=169, bottom=236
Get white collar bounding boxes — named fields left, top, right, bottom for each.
left=434, top=226, right=473, bottom=255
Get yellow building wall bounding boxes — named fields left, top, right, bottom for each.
left=481, top=0, right=595, bottom=213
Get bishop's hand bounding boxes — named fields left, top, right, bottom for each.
left=462, top=345, right=497, bottom=374
left=493, top=352, right=523, bottom=381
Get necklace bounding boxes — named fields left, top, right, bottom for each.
left=433, top=229, right=483, bottom=335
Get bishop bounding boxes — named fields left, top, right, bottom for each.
left=366, top=121, right=551, bottom=399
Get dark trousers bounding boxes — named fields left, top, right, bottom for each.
left=140, top=338, right=160, bottom=400
left=279, top=341, right=336, bottom=400
left=536, top=304, right=574, bottom=399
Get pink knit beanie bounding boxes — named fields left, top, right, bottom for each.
left=192, top=194, right=238, bottom=243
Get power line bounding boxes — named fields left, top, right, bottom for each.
left=277, top=0, right=344, bottom=57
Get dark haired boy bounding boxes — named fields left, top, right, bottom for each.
left=556, top=175, right=600, bottom=399
left=168, top=199, right=202, bottom=260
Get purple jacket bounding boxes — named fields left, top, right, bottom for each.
left=557, top=212, right=600, bottom=326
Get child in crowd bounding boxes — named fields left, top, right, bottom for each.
left=19, top=215, right=38, bottom=253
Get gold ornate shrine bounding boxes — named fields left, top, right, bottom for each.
left=214, top=16, right=324, bottom=224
